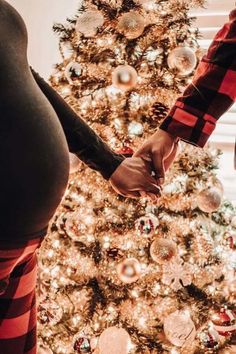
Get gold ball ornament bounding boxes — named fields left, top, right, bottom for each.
left=76, top=10, right=104, bottom=37
left=117, top=258, right=141, bottom=284
left=117, top=11, right=145, bottom=39
left=167, top=46, right=197, bottom=76
left=98, top=327, right=131, bottom=354
left=69, top=153, right=81, bottom=174
left=37, top=345, right=53, bottom=354
left=164, top=310, right=196, bottom=347
left=197, top=187, right=222, bottom=213
left=112, top=65, right=138, bottom=91
left=150, top=238, right=177, bottom=264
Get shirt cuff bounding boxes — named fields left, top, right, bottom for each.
left=159, top=105, right=216, bottom=148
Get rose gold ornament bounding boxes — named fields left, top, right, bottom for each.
left=76, top=10, right=104, bottom=37
left=117, top=11, right=145, bottom=39
left=150, top=238, right=177, bottom=264
left=167, top=46, right=197, bottom=76
left=112, top=65, right=138, bottom=91
left=197, top=187, right=222, bottom=213
left=69, top=153, right=81, bottom=174
left=98, top=326, right=131, bottom=354
left=164, top=310, right=196, bottom=347
left=117, top=258, right=141, bottom=284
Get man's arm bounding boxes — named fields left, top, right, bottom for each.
left=160, top=18, right=236, bottom=147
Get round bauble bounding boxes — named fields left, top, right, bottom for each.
left=65, top=62, right=82, bottom=83
left=164, top=310, right=196, bottom=347
left=112, top=65, right=138, bottom=91
left=69, top=153, right=81, bottom=174
left=128, top=121, right=144, bottom=136
left=199, top=327, right=220, bottom=350
left=98, top=327, right=131, bottom=354
left=116, top=146, right=134, bottom=157
left=211, top=308, right=236, bottom=337
left=76, top=10, right=104, bottom=37
left=37, top=345, right=53, bottom=354
left=135, top=213, right=159, bottom=235
left=117, top=11, right=145, bottom=39
left=73, top=336, right=91, bottom=353
left=117, top=258, right=141, bottom=284
left=167, top=46, right=197, bottom=76
left=150, top=238, right=177, bottom=264
left=197, top=187, right=222, bottom=213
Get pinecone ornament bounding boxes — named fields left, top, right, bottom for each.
left=151, top=102, right=169, bottom=122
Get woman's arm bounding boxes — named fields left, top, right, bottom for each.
left=30, top=67, right=124, bottom=180
left=160, top=17, right=236, bottom=147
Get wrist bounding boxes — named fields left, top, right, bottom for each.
left=158, top=128, right=180, bottom=143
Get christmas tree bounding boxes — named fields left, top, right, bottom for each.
left=37, top=0, right=236, bottom=353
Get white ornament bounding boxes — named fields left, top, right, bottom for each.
left=164, top=310, right=196, bottom=347
left=76, top=10, right=104, bottom=37
left=128, top=121, right=144, bottom=136
left=167, top=46, right=197, bottom=76
left=162, top=256, right=193, bottom=291
left=99, top=326, right=131, bottom=354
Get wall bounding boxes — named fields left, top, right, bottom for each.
left=8, top=0, right=81, bottom=78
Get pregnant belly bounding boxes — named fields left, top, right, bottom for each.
left=0, top=87, right=70, bottom=239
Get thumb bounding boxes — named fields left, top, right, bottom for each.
left=152, top=152, right=165, bottom=185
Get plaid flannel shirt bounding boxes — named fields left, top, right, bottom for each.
left=160, top=15, right=236, bottom=148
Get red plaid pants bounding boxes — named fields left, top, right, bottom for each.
left=0, top=236, right=45, bottom=354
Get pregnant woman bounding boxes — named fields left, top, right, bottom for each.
left=0, top=1, right=160, bottom=353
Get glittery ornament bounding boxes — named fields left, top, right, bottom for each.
left=135, top=213, right=159, bottom=235
left=76, top=11, right=104, bottom=37
left=117, top=258, right=141, bottom=284
left=150, top=238, right=177, bottom=264
left=146, top=47, right=163, bottom=64
left=112, top=65, right=138, bottom=91
left=65, top=62, right=82, bottom=83
left=229, top=8, right=236, bottom=21
left=116, top=146, right=134, bottom=157
left=162, top=257, right=193, bottom=291
left=69, top=153, right=81, bottom=174
left=65, top=210, right=95, bottom=240
left=197, top=187, right=222, bottom=213
left=73, top=337, right=91, bottom=353
left=38, top=301, right=63, bottom=325
left=199, top=327, right=220, bottom=350
left=164, top=310, right=196, bottom=347
left=37, top=345, right=53, bottom=354
left=128, top=121, right=144, bottom=136
left=211, top=308, right=236, bottom=337
left=192, top=232, right=214, bottom=266
left=98, top=326, right=131, bottom=354
left=117, top=11, right=145, bottom=39
left=167, top=46, right=197, bottom=76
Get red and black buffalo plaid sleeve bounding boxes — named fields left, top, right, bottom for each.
left=160, top=16, right=236, bottom=147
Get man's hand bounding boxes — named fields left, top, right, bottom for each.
left=133, top=129, right=179, bottom=186
left=109, top=157, right=161, bottom=199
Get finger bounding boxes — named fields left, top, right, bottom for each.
left=151, top=152, right=165, bottom=185
left=164, top=143, right=178, bottom=171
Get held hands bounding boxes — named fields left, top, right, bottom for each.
left=109, top=157, right=161, bottom=199
left=133, top=129, right=179, bottom=186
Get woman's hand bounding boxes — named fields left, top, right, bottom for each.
left=109, top=157, right=161, bottom=199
